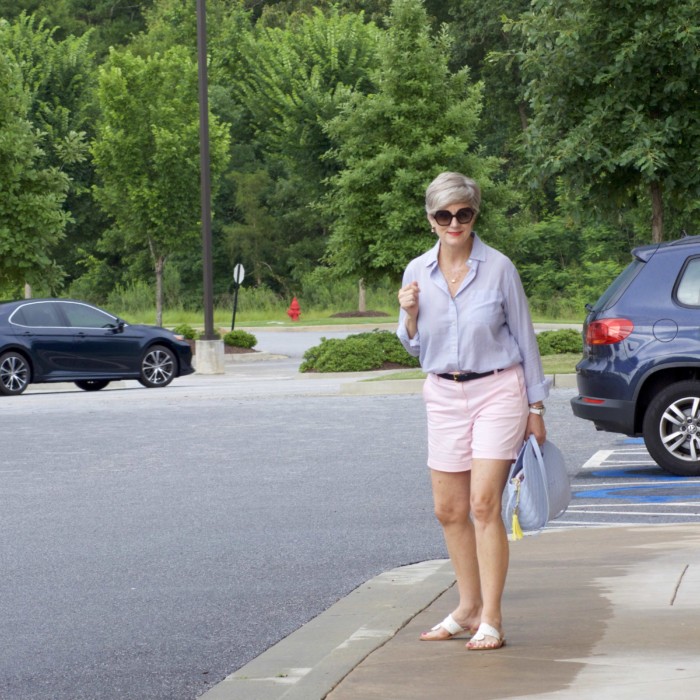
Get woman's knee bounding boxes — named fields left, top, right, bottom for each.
left=469, top=495, right=502, bottom=525
left=434, top=500, right=470, bottom=526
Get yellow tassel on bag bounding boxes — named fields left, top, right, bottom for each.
left=511, top=512, right=524, bottom=540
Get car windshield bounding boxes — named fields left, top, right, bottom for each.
left=590, top=259, right=644, bottom=313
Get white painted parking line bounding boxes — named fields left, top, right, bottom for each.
left=581, top=447, right=657, bottom=470
left=581, top=450, right=615, bottom=470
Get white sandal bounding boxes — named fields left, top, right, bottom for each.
left=466, top=622, right=506, bottom=650
left=420, top=614, right=473, bottom=641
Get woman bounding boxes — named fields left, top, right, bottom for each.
left=397, top=172, right=548, bottom=651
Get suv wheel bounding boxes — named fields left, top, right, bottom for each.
left=643, top=380, right=700, bottom=476
left=138, top=345, right=176, bottom=388
left=0, top=351, right=30, bottom=396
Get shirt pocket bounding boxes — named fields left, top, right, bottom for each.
left=467, top=290, right=504, bottom=324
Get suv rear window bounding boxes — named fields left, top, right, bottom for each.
left=675, top=257, right=700, bottom=307
left=590, top=259, right=644, bottom=313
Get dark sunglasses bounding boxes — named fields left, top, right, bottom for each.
left=433, top=208, right=475, bottom=226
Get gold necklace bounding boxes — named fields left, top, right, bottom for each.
left=445, top=265, right=467, bottom=284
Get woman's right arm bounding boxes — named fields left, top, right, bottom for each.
left=398, top=280, right=420, bottom=339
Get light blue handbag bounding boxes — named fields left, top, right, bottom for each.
left=502, top=435, right=571, bottom=540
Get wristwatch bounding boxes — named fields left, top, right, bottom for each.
left=529, top=404, right=546, bottom=416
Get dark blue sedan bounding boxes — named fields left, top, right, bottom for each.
left=0, top=299, right=194, bottom=396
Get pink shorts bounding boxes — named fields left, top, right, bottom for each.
left=422, top=365, right=528, bottom=472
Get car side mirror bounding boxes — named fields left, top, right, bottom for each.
left=114, top=319, right=125, bottom=333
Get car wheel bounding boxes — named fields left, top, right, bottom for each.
left=75, top=380, right=110, bottom=392
left=643, top=380, right=700, bottom=476
left=0, top=351, right=30, bottom=396
left=138, top=345, right=176, bottom=388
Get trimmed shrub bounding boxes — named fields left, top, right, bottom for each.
left=537, top=329, right=582, bottom=355
left=172, top=323, right=197, bottom=339
left=223, top=330, right=257, bottom=349
left=300, top=330, right=420, bottom=372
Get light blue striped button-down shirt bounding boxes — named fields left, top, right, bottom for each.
left=397, top=234, right=549, bottom=404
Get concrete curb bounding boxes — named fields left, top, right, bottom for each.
left=198, top=560, right=456, bottom=700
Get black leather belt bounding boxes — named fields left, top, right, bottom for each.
left=437, top=370, right=499, bottom=382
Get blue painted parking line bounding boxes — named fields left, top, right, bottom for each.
left=569, top=443, right=700, bottom=518
left=575, top=482, right=700, bottom=502
left=589, top=469, right=678, bottom=480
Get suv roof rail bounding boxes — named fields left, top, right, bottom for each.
left=633, top=234, right=700, bottom=262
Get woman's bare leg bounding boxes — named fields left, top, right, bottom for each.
left=420, top=469, right=482, bottom=640
left=466, top=457, right=511, bottom=649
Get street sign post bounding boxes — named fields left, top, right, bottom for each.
left=231, top=264, right=245, bottom=330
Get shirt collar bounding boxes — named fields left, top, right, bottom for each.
left=425, top=232, right=486, bottom=268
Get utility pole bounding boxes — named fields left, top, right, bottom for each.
left=196, top=0, right=215, bottom=340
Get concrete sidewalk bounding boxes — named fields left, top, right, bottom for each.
left=202, top=524, right=700, bottom=700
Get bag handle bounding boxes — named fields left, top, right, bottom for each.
left=508, top=435, right=548, bottom=540
left=527, top=434, right=550, bottom=521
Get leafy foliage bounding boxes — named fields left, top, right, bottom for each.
left=0, top=13, right=95, bottom=291
left=300, top=329, right=420, bottom=372
left=223, top=329, right=257, bottom=348
left=0, top=44, right=70, bottom=290
left=536, top=329, right=582, bottom=356
left=511, top=0, right=700, bottom=241
left=220, top=6, right=381, bottom=291
left=3, top=0, right=700, bottom=314
left=91, top=45, right=230, bottom=323
left=323, top=0, right=509, bottom=281
left=448, top=0, right=531, bottom=161
left=0, top=0, right=155, bottom=57
left=172, top=323, right=197, bottom=339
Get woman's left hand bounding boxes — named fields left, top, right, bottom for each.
left=525, top=413, right=546, bottom=445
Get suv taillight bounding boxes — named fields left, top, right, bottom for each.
left=586, top=318, right=634, bottom=345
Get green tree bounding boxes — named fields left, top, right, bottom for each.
left=0, top=50, right=70, bottom=291
left=448, top=0, right=530, bottom=162
left=512, top=0, right=700, bottom=242
left=237, top=7, right=379, bottom=183
left=323, top=0, right=506, bottom=282
left=221, top=6, right=380, bottom=290
left=91, top=46, right=230, bottom=325
left=225, top=168, right=281, bottom=288
left=0, top=13, right=97, bottom=288
left=0, top=0, right=155, bottom=58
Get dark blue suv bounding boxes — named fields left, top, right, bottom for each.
left=571, top=235, right=700, bottom=476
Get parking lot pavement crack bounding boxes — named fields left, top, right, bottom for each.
left=670, top=564, right=690, bottom=606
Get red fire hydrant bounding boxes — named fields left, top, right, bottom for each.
left=287, top=297, right=301, bottom=321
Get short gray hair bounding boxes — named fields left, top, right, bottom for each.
left=425, top=172, right=481, bottom=216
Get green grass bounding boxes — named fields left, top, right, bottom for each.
left=541, top=352, right=581, bottom=374
left=120, top=308, right=397, bottom=329
left=365, top=369, right=426, bottom=381
left=118, top=304, right=584, bottom=334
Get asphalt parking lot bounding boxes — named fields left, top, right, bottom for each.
left=3, top=344, right=700, bottom=699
